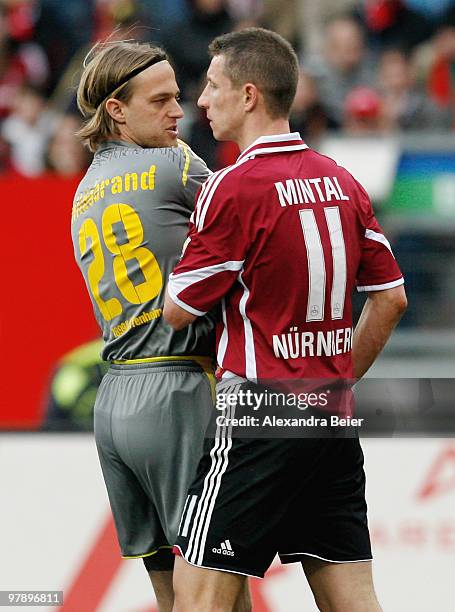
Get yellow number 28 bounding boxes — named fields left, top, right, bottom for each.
left=78, top=203, right=163, bottom=321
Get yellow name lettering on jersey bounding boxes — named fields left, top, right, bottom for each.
left=72, top=165, right=156, bottom=222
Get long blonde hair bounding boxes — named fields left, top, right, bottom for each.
left=76, top=41, right=168, bottom=152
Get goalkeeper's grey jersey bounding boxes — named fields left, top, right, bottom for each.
left=71, top=140, right=214, bottom=361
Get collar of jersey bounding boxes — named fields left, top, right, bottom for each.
left=236, top=132, right=308, bottom=163
left=97, top=139, right=184, bottom=154
left=97, top=139, right=139, bottom=153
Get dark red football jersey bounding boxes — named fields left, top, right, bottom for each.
left=168, top=133, right=403, bottom=381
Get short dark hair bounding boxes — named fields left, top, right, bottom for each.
left=209, top=27, right=299, bottom=119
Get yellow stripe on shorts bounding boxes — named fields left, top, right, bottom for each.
left=122, top=545, right=173, bottom=560
left=112, top=355, right=216, bottom=400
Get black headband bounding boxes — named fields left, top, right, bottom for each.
left=94, top=56, right=166, bottom=109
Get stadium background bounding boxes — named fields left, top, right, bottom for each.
left=0, top=0, right=454, bottom=610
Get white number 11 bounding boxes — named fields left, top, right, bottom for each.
left=299, top=206, right=347, bottom=322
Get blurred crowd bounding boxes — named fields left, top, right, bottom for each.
left=1, top=0, right=455, bottom=175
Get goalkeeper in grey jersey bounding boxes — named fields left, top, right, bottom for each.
left=72, top=41, right=250, bottom=612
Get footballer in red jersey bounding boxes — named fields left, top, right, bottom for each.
left=168, top=132, right=403, bottom=383
left=164, top=28, right=407, bottom=612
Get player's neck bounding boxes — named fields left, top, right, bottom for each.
left=237, top=116, right=291, bottom=152
left=107, top=132, right=138, bottom=147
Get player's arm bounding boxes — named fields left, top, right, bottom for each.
left=352, top=285, right=407, bottom=379
left=353, top=178, right=406, bottom=379
left=164, top=293, right=197, bottom=330
left=163, top=145, right=213, bottom=329
left=164, top=172, right=247, bottom=330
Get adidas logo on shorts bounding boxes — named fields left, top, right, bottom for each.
left=212, top=539, right=235, bottom=556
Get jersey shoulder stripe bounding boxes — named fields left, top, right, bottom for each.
left=178, top=139, right=212, bottom=169
left=364, top=228, right=393, bottom=255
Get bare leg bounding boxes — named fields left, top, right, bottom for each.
left=302, top=558, right=382, bottom=612
left=233, top=579, right=252, bottom=612
left=172, top=556, right=247, bottom=612
left=148, top=570, right=174, bottom=612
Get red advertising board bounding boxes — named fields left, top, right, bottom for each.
left=0, top=175, right=99, bottom=428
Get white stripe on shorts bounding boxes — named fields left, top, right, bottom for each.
left=186, top=384, right=240, bottom=565
left=177, top=495, right=191, bottom=536
left=181, top=495, right=198, bottom=538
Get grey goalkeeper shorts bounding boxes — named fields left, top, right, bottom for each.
left=94, top=359, right=214, bottom=569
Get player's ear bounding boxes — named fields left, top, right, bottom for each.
left=105, top=98, right=127, bottom=124
left=243, top=83, right=259, bottom=113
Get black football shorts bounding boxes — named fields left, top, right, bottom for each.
left=174, top=380, right=372, bottom=578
